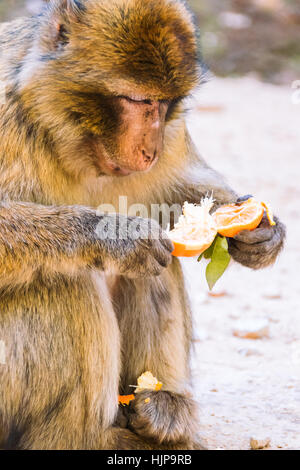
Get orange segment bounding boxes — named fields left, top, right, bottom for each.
left=213, top=198, right=266, bottom=237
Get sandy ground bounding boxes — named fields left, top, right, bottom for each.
left=184, top=76, right=300, bottom=450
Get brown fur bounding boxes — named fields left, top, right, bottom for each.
left=0, top=0, right=285, bottom=450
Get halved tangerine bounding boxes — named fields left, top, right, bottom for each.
left=169, top=198, right=217, bottom=257
left=170, top=237, right=216, bottom=258
left=213, top=198, right=274, bottom=238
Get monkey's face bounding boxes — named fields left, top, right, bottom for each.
left=92, top=96, right=169, bottom=176
left=22, top=0, right=202, bottom=178
left=82, top=94, right=174, bottom=177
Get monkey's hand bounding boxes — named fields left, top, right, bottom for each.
left=98, top=215, right=174, bottom=278
left=127, top=390, right=202, bottom=449
left=228, top=214, right=286, bottom=270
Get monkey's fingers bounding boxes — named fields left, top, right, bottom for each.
left=236, top=194, right=254, bottom=205
left=150, top=241, right=173, bottom=268
left=233, top=214, right=274, bottom=245
left=229, top=217, right=285, bottom=256
left=160, top=235, right=175, bottom=253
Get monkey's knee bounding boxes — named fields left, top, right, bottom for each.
left=127, top=390, right=201, bottom=448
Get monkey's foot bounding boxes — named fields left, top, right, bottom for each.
left=128, top=390, right=203, bottom=449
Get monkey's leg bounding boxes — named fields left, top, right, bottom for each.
left=114, top=259, right=203, bottom=449
left=0, top=272, right=168, bottom=450
left=0, top=274, right=113, bottom=449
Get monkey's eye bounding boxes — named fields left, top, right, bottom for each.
left=118, top=95, right=151, bottom=104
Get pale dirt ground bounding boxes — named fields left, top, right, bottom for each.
left=183, top=76, right=300, bottom=450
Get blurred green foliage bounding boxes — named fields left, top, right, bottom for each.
left=0, top=0, right=299, bottom=84
left=188, top=0, right=300, bottom=84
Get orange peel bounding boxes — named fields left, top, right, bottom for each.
left=118, top=394, right=135, bottom=406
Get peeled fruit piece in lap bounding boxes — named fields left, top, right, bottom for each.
left=135, top=371, right=163, bottom=393
left=118, top=372, right=163, bottom=406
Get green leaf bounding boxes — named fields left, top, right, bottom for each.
left=197, top=236, right=218, bottom=262
left=206, top=236, right=231, bottom=291
left=203, top=236, right=218, bottom=259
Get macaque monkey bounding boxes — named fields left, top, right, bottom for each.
left=0, top=0, right=285, bottom=449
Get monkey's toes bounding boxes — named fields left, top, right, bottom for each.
left=128, top=390, right=199, bottom=446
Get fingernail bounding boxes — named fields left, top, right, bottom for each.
left=236, top=195, right=253, bottom=205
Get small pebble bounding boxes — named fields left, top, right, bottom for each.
left=250, top=437, right=271, bottom=450
left=233, top=319, right=270, bottom=340
left=238, top=348, right=263, bottom=357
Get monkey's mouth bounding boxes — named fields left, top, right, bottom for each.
left=97, top=152, right=159, bottom=177
left=99, top=158, right=132, bottom=176
left=90, top=142, right=132, bottom=176
left=91, top=138, right=160, bottom=177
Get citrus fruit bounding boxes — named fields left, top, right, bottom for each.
left=213, top=198, right=275, bottom=238
left=169, top=197, right=276, bottom=258
left=169, top=198, right=217, bottom=257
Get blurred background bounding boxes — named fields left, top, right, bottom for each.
left=1, top=0, right=299, bottom=451
left=1, top=0, right=300, bottom=84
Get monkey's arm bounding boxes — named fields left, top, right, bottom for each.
left=0, top=201, right=173, bottom=288
left=171, top=128, right=286, bottom=269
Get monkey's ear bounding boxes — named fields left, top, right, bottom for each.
left=44, top=0, right=86, bottom=50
